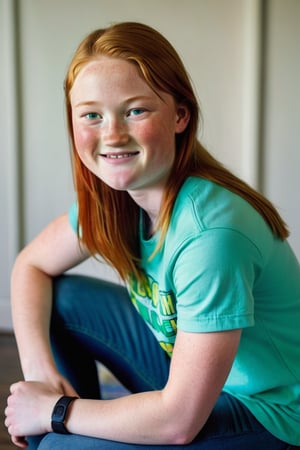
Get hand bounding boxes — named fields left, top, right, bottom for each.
left=4, top=380, right=75, bottom=448
left=36, top=370, right=79, bottom=398
left=23, top=361, right=78, bottom=399
left=8, top=363, right=78, bottom=447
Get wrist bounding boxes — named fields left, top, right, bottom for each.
left=51, top=396, right=78, bottom=434
left=22, top=358, right=58, bottom=381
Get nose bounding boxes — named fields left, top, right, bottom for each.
left=102, top=116, right=129, bottom=147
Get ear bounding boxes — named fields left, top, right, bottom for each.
left=175, top=104, right=190, bottom=133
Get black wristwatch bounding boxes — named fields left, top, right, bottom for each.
left=51, top=396, right=78, bottom=434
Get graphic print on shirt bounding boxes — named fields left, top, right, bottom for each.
left=129, top=272, right=177, bottom=356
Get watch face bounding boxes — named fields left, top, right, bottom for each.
left=54, top=405, right=65, bottom=417
left=51, top=396, right=77, bottom=434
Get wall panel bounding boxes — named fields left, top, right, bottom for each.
left=0, top=0, right=20, bottom=330
left=263, top=0, right=300, bottom=256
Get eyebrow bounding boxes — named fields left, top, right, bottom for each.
left=74, top=101, right=98, bottom=108
left=74, top=95, right=155, bottom=108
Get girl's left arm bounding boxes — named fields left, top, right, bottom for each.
left=6, top=328, right=241, bottom=446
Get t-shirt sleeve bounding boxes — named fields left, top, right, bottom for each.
left=68, top=202, right=78, bottom=233
left=173, top=228, right=261, bottom=332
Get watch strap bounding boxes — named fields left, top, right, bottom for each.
left=51, top=395, right=78, bottom=434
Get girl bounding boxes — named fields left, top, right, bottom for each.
left=5, top=22, right=300, bottom=449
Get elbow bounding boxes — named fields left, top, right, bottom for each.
left=166, top=433, right=196, bottom=446
left=11, top=247, right=33, bottom=274
left=163, top=423, right=200, bottom=446
left=158, top=391, right=204, bottom=445
left=173, top=432, right=198, bottom=446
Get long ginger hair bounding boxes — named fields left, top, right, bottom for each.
left=64, top=22, right=289, bottom=281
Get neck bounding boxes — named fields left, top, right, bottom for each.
left=143, top=211, right=156, bottom=239
left=128, top=188, right=162, bottom=222
left=128, top=188, right=162, bottom=239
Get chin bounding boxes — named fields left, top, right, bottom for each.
left=103, top=180, right=131, bottom=191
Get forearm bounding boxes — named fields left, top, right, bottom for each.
left=6, top=330, right=240, bottom=445
left=62, top=390, right=199, bottom=445
left=62, top=330, right=241, bottom=445
left=11, top=255, right=56, bottom=379
left=10, top=215, right=90, bottom=386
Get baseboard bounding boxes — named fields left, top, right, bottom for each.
left=0, top=298, right=13, bottom=331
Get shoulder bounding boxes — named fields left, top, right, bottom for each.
left=175, top=177, right=260, bottom=228
left=169, top=177, right=274, bottom=257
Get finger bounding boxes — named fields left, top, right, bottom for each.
left=9, top=381, right=23, bottom=393
left=10, top=382, right=17, bottom=393
left=11, top=435, right=28, bottom=449
left=60, top=379, right=79, bottom=397
left=6, top=393, right=14, bottom=407
left=4, top=414, right=9, bottom=428
left=63, top=385, right=79, bottom=397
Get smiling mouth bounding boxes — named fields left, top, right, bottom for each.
left=102, top=152, right=139, bottom=159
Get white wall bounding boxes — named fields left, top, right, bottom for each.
left=18, top=0, right=260, bottom=243
left=263, top=0, right=300, bottom=255
left=1, top=0, right=299, bottom=330
left=0, top=0, right=20, bottom=329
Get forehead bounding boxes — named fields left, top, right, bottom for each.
left=71, top=57, right=151, bottom=94
left=69, top=56, right=176, bottom=109
left=79, top=56, right=138, bottom=76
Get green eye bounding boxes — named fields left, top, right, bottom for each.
left=85, top=112, right=100, bottom=120
left=129, top=108, right=145, bottom=116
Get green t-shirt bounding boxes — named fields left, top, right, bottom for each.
left=69, top=177, right=300, bottom=444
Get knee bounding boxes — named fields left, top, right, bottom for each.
left=37, top=433, right=63, bottom=449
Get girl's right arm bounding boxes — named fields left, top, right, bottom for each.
left=11, top=213, right=89, bottom=391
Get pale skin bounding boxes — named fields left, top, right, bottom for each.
left=5, top=56, right=242, bottom=447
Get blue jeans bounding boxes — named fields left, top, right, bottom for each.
left=33, top=274, right=295, bottom=449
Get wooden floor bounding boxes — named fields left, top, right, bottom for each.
left=0, top=333, right=22, bottom=449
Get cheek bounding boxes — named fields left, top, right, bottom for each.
left=73, top=126, right=98, bottom=157
left=137, top=120, right=170, bottom=146
left=141, top=120, right=176, bottom=156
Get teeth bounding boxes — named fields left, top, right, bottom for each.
left=106, top=153, right=134, bottom=159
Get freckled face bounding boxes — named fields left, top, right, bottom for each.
left=70, top=57, right=189, bottom=198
